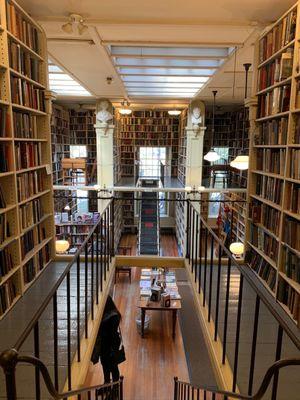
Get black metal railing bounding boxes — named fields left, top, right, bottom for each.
left=185, top=199, right=300, bottom=399
left=174, top=359, right=300, bottom=400
left=0, top=200, right=115, bottom=399
left=0, top=350, right=123, bottom=400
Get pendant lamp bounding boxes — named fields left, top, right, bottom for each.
left=204, top=90, right=220, bottom=162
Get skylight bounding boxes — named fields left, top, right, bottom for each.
left=48, top=60, right=91, bottom=97
left=109, top=45, right=230, bottom=99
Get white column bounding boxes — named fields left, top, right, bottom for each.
left=185, top=126, right=206, bottom=188
left=94, top=122, right=114, bottom=189
left=94, top=122, right=115, bottom=213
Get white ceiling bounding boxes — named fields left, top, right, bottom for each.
left=18, top=0, right=296, bottom=105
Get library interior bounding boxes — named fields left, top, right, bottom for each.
left=0, top=0, right=300, bottom=399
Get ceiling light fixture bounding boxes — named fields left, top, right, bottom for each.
left=119, top=100, right=132, bottom=115
left=168, top=110, right=181, bottom=116
left=204, top=90, right=220, bottom=163
left=61, top=14, right=88, bottom=36
left=230, top=63, right=251, bottom=170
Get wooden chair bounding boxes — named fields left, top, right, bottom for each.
left=209, top=164, right=231, bottom=188
left=115, top=246, right=132, bottom=283
left=62, top=158, right=87, bottom=185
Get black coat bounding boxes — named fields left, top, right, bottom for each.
left=91, top=310, right=121, bottom=365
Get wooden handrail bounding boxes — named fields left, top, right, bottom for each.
left=174, top=358, right=300, bottom=400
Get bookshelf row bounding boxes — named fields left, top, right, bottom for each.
left=0, top=0, right=54, bottom=318
left=247, top=1, right=300, bottom=327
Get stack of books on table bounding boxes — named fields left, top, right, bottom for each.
left=139, top=269, right=182, bottom=300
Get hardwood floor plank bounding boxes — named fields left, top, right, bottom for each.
left=84, top=234, right=189, bottom=400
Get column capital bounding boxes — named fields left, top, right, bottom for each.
left=185, top=126, right=206, bottom=138
left=94, top=123, right=115, bottom=137
left=245, top=96, right=258, bottom=108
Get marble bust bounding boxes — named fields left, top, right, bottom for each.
left=191, top=106, right=202, bottom=135
left=96, top=100, right=113, bottom=125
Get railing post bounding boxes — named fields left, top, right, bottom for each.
left=174, top=377, right=178, bottom=400
left=0, top=349, right=18, bottom=400
left=33, top=322, right=41, bottom=400
left=119, top=376, right=124, bottom=400
left=111, top=198, right=115, bottom=258
left=186, top=200, right=190, bottom=259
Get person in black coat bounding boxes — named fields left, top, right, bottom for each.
left=91, top=295, right=122, bottom=383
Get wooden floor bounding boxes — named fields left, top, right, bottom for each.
left=84, top=234, right=189, bottom=400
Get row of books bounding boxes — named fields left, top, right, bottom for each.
left=0, top=107, right=10, bottom=138
left=286, top=183, right=300, bottom=214
left=6, top=0, right=40, bottom=54
left=0, top=278, right=17, bottom=316
left=0, top=213, right=11, bottom=245
left=23, top=258, right=35, bottom=283
left=294, top=118, right=300, bottom=144
left=0, top=247, right=14, bottom=279
left=11, top=77, right=45, bottom=111
left=250, top=223, right=279, bottom=262
left=247, top=248, right=276, bottom=291
left=257, top=85, right=291, bottom=118
left=256, top=175, right=283, bottom=205
left=256, top=148, right=285, bottom=175
left=277, top=279, right=300, bottom=326
left=0, top=185, right=6, bottom=209
left=135, top=140, right=172, bottom=146
left=250, top=201, right=281, bottom=236
left=19, top=197, right=43, bottom=231
left=284, top=217, right=300, bottom=252
left=255, top=117, right=288, bottom=145
left=257, top=50, right=293, bottom=90
left=119, top=125, right=177, bottom=132
left=258, top=9, right=297, bottom=63
left=289, top=149, right=300, bottom=180
left=20, top=229, right=34, bottom=258
left=13, top=111, right=38, bottom=138
left=15, top=142, right=42, bottom=170
left=120, top=118, right=179, bottom=126
left=9, top=41, right=40, bottom=82
left=17, top=170, right=44, bottom=202
left=282, top=246, right=300, bottom=284
left=0, top=144, right=13, bottom=173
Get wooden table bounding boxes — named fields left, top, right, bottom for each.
left=138, top=299, right=181, bottom=339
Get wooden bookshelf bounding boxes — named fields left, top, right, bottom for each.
left=247, top=2, right=300, bottom=326
left=204, top=108, right=249, bottom=188
left=0, top=0, right=54, bottom=318
left=175, top=192, right=185, bottom=255
left=51, top=104, right=70, bottom=185
left=69, top=109, right=96, bottom=184
left=115, top=109, right=180, bottom=179
left=55, top=212, right=100, bottom=254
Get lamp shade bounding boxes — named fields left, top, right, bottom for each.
left=168, top=110, right=181, bottom=116
left=230, top=155, right=249, bottom=170
left=55, top=240, right=70, bottom=254
left=119, top=108, right=132, bottom=115
left=229, top=242, right=244, bottom=256
left=204, top=150, right=220, bottom=162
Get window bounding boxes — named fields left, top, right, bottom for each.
left=70, top=145, right=87, bottom=158
left=139, top=147, right=166, bottom=178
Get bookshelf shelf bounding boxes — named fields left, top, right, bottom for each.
left=256, top=76, right=293, bottom=95
left=258, top=39, right=296, bottom=69
left=12, top=103, right=47, bottom=115
left=10, top=68, right=46, bottom=89
left=247, top=2, right=300, bottom=327
left=7, top=31, right=43, bottom=61
left=255, top=111, right=290, bottom=122
left=247, top=241, right=277, bottom=269
left=0, top=235, right=18, bottom=251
